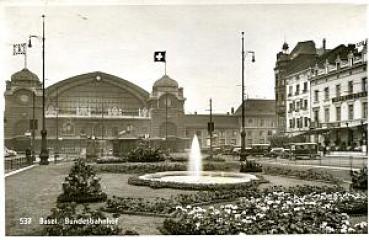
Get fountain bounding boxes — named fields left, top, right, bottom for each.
left=188, top=134, right=202, bottom=177
left=137, top=135, right=258, bottom=190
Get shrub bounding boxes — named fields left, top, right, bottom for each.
left=57, top=159, right=107, bottom=203
left=351, top=167, right=368, bottom=190
left=203, top=155, right=226, bottom=162
left=240, top=160, right=262, bottom=172
left=126, top=142, right=166, bottom=162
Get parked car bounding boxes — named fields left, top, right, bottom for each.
left=249, top=144, right=271, bottom=156
left=4, top=147, right=17, bottom=157
left=269, top=147, right=284, bottom=158
left=232, top=147, right=251, bottom=156
left=288, top=143, right=321, bottom=160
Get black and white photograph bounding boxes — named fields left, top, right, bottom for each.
left=1, top=0, right=368, bottom=237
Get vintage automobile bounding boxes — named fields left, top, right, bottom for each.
left=288, top=143, right=321, bottom=160
left=248, top=144, right=271, bottom=156
left=269, top=147, right=285, bottom=158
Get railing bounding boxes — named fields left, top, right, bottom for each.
left=4, top=155, right=33, bottom=173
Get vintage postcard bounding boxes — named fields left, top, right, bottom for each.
left=1, top=0, right=368, bottom=238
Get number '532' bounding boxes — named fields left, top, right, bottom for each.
left=19, top=218, right=32, bottom=224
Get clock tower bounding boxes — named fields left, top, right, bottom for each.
left=4, top=68, right=42, bottom=151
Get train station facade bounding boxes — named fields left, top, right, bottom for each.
left=4, top=69, right=277, bottom=155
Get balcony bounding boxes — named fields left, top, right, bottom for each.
left=332, top=91, right=367, bottom=103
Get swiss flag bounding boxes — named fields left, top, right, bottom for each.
left=154, top=51, right=166, bottom=62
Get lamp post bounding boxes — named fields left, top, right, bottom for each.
left=29, top=15, right=48, bottom=165
left=240, top=32, right=255, bottom=163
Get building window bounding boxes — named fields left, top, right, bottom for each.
left=303, top=82, right=308, bottom=92
left=314, top=109, right=319, bottom=123
left=336, top=84, right=341, bottom=97
left=267, top=130, right=272, bottom=136
left=314, top=90, right=319, bottom=102
left=304, top=117, right=309, bottom=127
left=303, top=99, right=308, bottom=110
left=289, top=119, right=294, bottom=129
left=295, top=84, right=300, bottom=95
left=362, top=77, right=367, bottom=92
left=288, top=86, right=293, bottom=96
left=348, top=104, right=354, bottom=120
left=260, top=119, right=264, bottom=127
left=248, top=118, right=253, bottom=124
left=196, top=130, right=202, bottom=137
left=324, top=87, right=329, bottom=101
left=363, top=102, right=368, bottom=119
left=336, top=106, right=341, bottom=122
left=259, top=131, right=263, bottom=136
left=348, top=81, right=354, bottom=94
left=324, top=108, right=330, bottom=123
left=289, top=103, right=294, bottom=112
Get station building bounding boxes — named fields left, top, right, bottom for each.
left=4, top=69, right=277, bottom=155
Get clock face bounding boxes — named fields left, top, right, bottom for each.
left=19, top=94, right=29, bottom=103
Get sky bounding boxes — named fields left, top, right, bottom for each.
left=0, top=1, right=367, bottom=114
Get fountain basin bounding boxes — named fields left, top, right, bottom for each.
left=129, top=171, right=259, bottom=190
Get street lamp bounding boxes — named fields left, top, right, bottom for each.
left=28, top=15, right=48, bottom=165
left=240, top=32, right=255, bottom=163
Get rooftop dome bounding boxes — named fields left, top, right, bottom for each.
left=11, top=68, right=39, bottom=82
left=153, top=75, right=178, bottom=88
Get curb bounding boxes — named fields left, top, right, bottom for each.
left=5, top=165, right=36, bottom=178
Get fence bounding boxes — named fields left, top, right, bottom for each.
left=4, top=155, right=33, bottom=173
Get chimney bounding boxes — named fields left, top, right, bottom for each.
left=231, top=107, right=234, bottom=114
left=322, top=38, right=326, bottom=52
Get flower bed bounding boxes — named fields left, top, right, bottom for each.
left=161, top=190, right=368, bottom=234
left=102, top=185, right=352, bottom=217
left=262, top=166, right=341, bottom=183
left=93, top=162, right=231, bottom=174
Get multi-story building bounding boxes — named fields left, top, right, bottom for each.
left=310, top=43, right=367, bottom=151
left=275, top=40, right=324, bottom=133
left=285, top=68, right=311, bottom=140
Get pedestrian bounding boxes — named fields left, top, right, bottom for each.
left=25, top=148, right=32, bottom=164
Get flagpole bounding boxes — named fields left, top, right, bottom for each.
left=24, top=45, right=27, bottom=69
left=164, top=52, right=167, bottom=75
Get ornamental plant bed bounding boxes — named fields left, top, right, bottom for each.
left=161, top=190, right=368, bottom=235
left=102, top=185, right=354, bottom=217
left=262, top=166, right=341, bottom=184
left=93, top=162, right=230, bottom=174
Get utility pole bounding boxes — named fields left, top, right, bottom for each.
left=240, top=32, right=247, bottom=163
left=55, top=88, right=59, bottom=164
